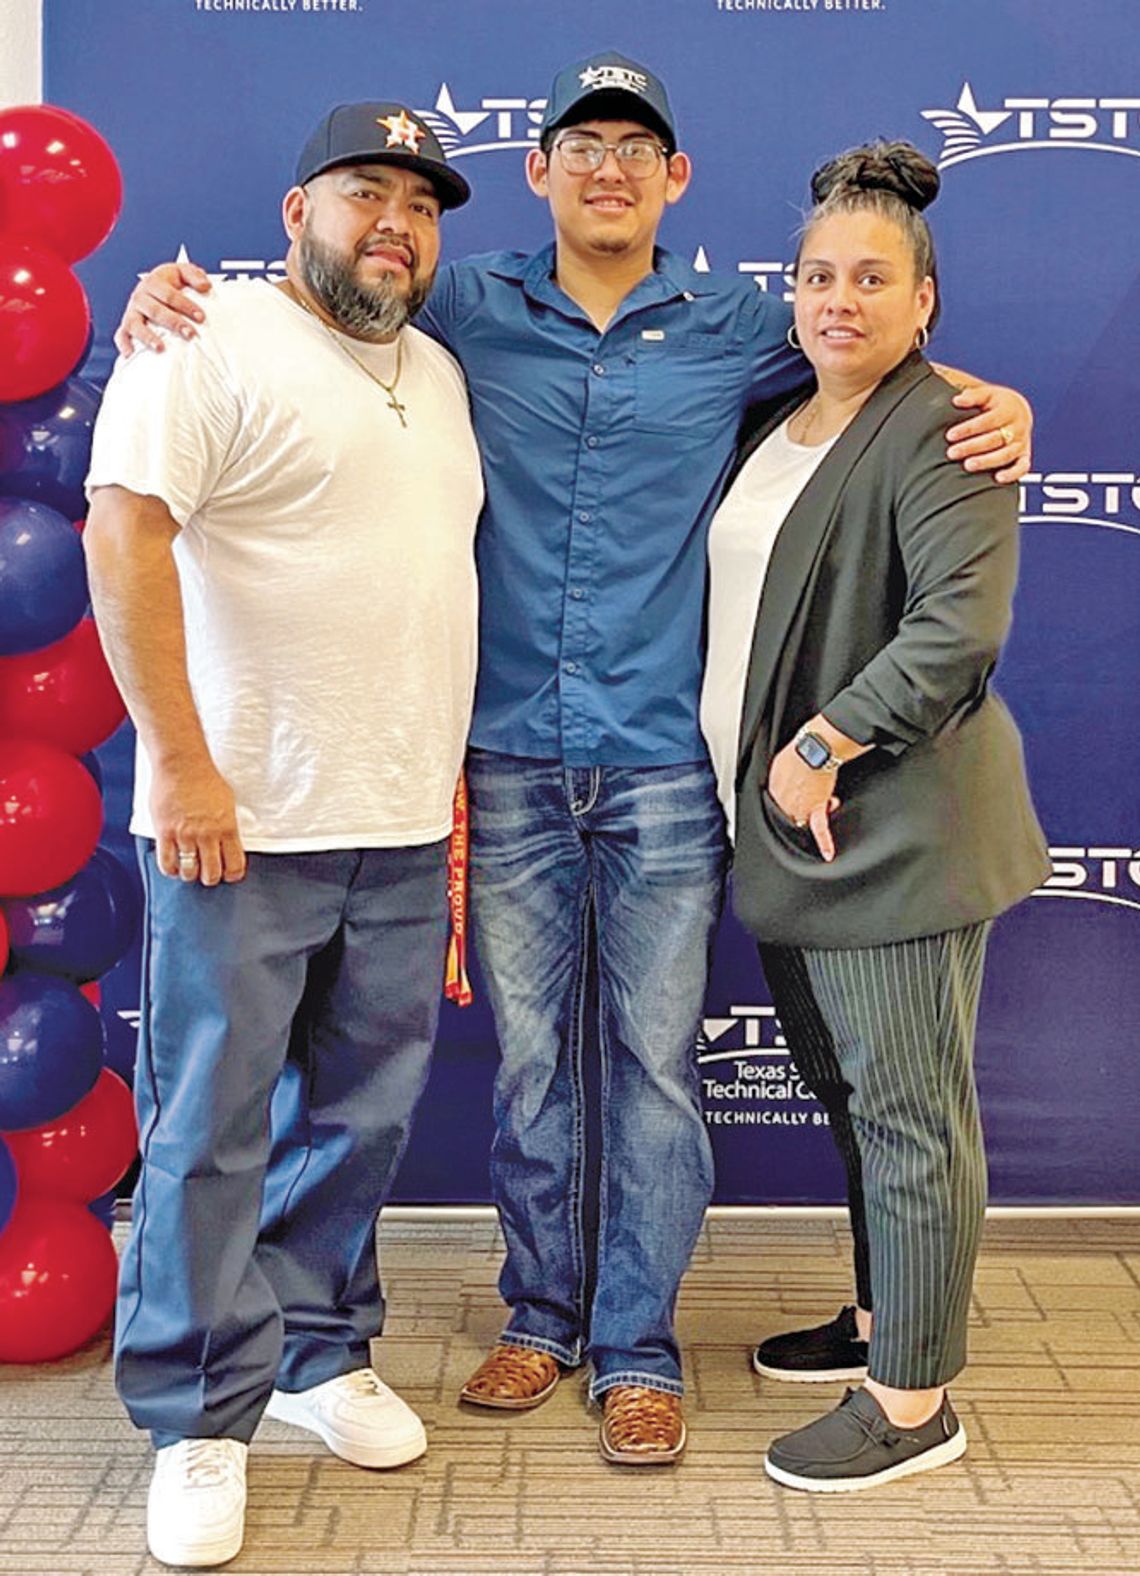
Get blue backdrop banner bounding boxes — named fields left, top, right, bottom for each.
left=45, top=0, right=1140, bottom=1204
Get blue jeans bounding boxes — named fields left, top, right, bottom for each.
left=116, top=841, right=448, bottom=1446
left=466, top=751, right=727, bottom=1398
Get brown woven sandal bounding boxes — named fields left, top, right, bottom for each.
left=459, top=1344, right=562, bottom=1410
left=599, top=1385, right=686, bottom=1465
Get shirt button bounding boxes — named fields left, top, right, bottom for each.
left=570, top=587, right=584, bottom=600
left=577, top=510, right=591, bottom=523
left=564, top=661, right=578, bottom=674
left=586, top=435, right=598, bottom=448
left=592, top=363, right=605, bottom=375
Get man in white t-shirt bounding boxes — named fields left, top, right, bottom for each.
left=84, top=103, right=483, bottom=1571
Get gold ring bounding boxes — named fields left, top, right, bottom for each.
left=1000, top=425, right=1015, bottom=446
left=177, top=850, right=198, bottom=866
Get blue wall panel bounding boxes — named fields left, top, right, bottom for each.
left=45, top=0, right=1140, bottom=1202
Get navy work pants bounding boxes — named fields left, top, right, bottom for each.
left=115, top=841, right=448, bottom=1446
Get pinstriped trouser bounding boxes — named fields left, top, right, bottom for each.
left=760, top=922, right=991, bottom=1390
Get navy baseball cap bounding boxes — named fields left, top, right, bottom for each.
left=539, top=53, right=676, bottom=150
left=295, top=101, right=471, bottom=210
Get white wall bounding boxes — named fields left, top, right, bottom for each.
left=0, top=0, right=42, bottom=108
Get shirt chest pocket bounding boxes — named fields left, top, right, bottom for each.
left=633, top=330, right=741, bottom=436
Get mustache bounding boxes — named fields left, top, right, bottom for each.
left=356, top=230, right=416, bottom=271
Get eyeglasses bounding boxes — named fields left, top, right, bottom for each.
left=553, top=134, right=669, bottom=179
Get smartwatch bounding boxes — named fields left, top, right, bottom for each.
left=793, top=726, right=843, bottom=772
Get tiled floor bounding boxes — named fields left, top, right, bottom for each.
left=1, top=1213, right=1138, bottom=1575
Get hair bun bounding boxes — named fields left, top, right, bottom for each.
left=810, top=140, right=940, bottom=212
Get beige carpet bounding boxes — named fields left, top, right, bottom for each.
left=1, top=1214, right=1138, bottom=1576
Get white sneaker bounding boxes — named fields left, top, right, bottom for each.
left=264, top=1367, right=427, bottom=1469
left=146, top=1438, right=247, bottom=1569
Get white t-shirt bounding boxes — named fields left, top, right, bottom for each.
left=87, top=279, right=483, bottom=851
left=701, top=418, right=838, bottom=842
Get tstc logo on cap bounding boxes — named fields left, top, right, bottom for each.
left=578, top=64, right=649, bottom=96
left=921, top=82, right=1140, bottom=170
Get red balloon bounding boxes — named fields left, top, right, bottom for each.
left=4, top=1068, right=137, bottom=1203
left=0, top=105, right=123, bottom=264
left=0, top=737, right=102, bottom=896
left=0, top=240, right=91, bottom=403
left=0, top=1195, right=117, bottom=1361
left=0, top=618, right=126, bottom=754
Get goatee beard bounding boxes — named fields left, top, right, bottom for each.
left=297, top=230, right=431, bottom=340
left=588, top=236, right=632, bottom=256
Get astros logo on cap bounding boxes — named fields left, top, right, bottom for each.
left=378, top=110, right=425, bottom=153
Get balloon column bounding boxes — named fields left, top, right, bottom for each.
left=0, top=106, right=137, bottom=1363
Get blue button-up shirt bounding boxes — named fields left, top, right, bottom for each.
left=420, top=245, right=806, bottom=766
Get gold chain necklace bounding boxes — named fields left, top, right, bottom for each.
left=286, top=285, right=408, bottom=427
left=789, top=393, right=820, bottom=445
left=790, top=392, right=862, bottom=447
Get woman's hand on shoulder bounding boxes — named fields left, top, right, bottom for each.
left=114, top=259, right=213, bottom=357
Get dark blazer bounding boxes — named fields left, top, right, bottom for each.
left=730, top=352, right=1050, bottom=949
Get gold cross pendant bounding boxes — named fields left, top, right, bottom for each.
left=388, top=391, right=408, bottom=428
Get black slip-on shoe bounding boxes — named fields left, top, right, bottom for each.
left=751, top=1305, right=870, bottom=1383
left=764, top=1387, right=966, bottom=1493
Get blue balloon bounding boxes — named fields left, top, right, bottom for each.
left=88, top=1188, right=119, bottom=1229
left=0, top=1137, right=17, bottom=1237
left=3, top=846, right=142, bottom=983
left=0, top=497, right=88, bottom=655
left=0, top=974, right=103, bottom=1131
left=78, top=751, right=103, bottom=791
left=0, top=375, right=101, bottom=522
left=101, top=1001, right=139, bottom=1084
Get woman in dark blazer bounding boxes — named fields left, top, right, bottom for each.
left=700, top=142, right=1049, bottom=1492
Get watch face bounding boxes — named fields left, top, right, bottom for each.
left=795, top=731, right=831, bottom=770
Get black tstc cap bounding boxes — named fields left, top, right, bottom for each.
left=295, top=101, right=470, bottom=209
left=539, top=53, right=676, bottom=149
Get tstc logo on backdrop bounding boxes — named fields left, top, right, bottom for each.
left=697, top=1007, right=827, bottom=1130
left=692, top=247, right=795, bottom=300
left=921, top=83, right=1140, bottom=170
left=1020, top=472, right=1140, bottom=544
left=1020, top=480, right=1138, bottom=921
left=150, top=245, right=286, bottom=287
left=416, top=84, right=546, bottom=159
left=1034, top=848, right=1140, bottom=917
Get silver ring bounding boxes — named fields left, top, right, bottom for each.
left=794, top=818, right=807, bottom=829
left=177, top=850, right=199, bottom=866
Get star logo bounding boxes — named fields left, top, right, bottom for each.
left=432, top=84, right=490, bottom=138
left=921, top=82, right=1012, bottom=167
left=954, top=82, right=1013, bottom=137
left=377, top=111, right=425, bottom=154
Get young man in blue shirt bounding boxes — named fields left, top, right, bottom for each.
left=117, top=52, right=1031, bottom=1470
left=419, top=62, right=805, bottom=1467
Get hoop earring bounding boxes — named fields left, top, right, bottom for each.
left=915, top=325, right=930, bottom=351
left=787, top=324, right=802, bottom=351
